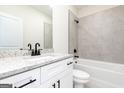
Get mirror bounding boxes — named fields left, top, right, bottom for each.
left=44, top=23, right=53, bottom=49
left=0, top=5, right=53, bottom=49
left=0, top=13, right=23, bottom=48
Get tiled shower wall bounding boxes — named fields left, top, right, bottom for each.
left=78, top=6, right=124, bottom=64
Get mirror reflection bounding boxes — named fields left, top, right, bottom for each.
left=0, top=5, right=53, bottom=49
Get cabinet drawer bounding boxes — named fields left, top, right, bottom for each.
left=40, top=58, right=73, bottom=83
left=0, top=68, right=40, bottom=88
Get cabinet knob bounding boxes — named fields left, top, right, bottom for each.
left=57, top=80, right=60, bottom=88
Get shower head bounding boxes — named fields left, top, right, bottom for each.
left=74, top=19, right=79, bottom=23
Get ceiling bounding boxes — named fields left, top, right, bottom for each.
left=31, top=5, right=85, bottom=16
left=31, top=5, right=86, bottom=17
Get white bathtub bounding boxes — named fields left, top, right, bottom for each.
left=74, top=58, right=124, bottom=88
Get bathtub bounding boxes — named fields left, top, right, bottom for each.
left=74, top=58, right=124, bottom=88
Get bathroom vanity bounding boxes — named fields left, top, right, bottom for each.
left=0, top=54, right=73, bottom=88
left=0, top=6, right=74, bottom=88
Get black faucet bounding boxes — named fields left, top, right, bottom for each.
left=28, top=43, right=32, bottom=50
left=27, top=43, right=42, bottom=56
left=34, top=43, right=41, bottom=55
left=28, top=43, right=35, bottom=56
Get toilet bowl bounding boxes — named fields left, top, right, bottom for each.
left=73, top=69, right=90, bottom=88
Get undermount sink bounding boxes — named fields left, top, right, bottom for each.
left=23, top=55, right=55, bottom=62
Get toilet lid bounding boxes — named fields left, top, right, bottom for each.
left=73, top=70, right=90, bottom=80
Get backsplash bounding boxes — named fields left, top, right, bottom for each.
left=0, top=49, right=54, bottom=58
left=0, top=49, right=28, bottom=58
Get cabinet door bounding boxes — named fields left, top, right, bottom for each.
left=40, top=58, right=73, bottom=88
left=40, top=66, right=73, bottom=88
left=40, top=78, right=58, bottom=88
left=60, top=67, right=73, bottom=88
left=40, top=81, right=56, bottom=88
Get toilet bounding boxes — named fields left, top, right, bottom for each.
left=73, top=69, right=90, bottom=88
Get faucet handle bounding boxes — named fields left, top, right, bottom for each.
left=37, top=49, right=43, bottom=55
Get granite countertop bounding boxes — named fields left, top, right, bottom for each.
left=0, top=53, right=73, bottom=80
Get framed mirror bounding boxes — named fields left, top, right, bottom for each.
left=0, top=5, right=53, bottom=49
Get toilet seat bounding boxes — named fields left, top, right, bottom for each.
left=74, top=78, right=89, bottom=83
left=73, top=69, right=90, bottom=88
left=73, top=70, right=90, bottom=80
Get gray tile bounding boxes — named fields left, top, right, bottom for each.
left=78, top=6, right=124, bottom=64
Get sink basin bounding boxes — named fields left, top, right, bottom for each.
left=23, top=55, right=55, bottom=62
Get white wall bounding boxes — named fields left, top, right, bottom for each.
left=75, top=59, right=124, bottom=88
left=78, top=5, right=119, bottom=18
left=53, top=5, right=78, bottom=53
left=0, top=5, right=52, bottom=49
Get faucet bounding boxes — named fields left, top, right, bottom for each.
left=28, top=43, right=32, bottom=50
left=34, top=43, right=41, bottom=55
left=27, top=43, right=42, bottom=56
left=28, top=43, right=35, bottom=56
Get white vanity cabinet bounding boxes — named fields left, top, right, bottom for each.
left=40, top=58, right=73, bottom=88
left=59, top=66, right=73, bottom=88
left=0, top=57, right=73, bottom=88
